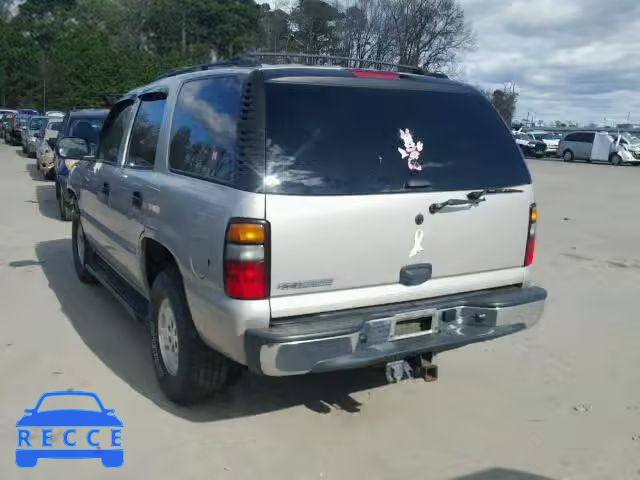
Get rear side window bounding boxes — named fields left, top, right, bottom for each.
left=264, top=82, right=531, bottom=195
left=125, top=94, right=167, bottom=168
left=169, top=76, right=242, bottom=183
left=69, top=117, right=104, bottom=148
left=99, top=104, right=134, bottom=164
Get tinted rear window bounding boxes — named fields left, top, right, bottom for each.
left=264, top=82, right=530, bottom=195
left=68, top=117, right=104, bottom=144
left=30, top=118, right=46, bottom=130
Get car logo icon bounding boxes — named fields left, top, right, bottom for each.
left=16, top=391, right=123, bottom=468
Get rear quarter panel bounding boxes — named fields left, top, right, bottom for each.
left=143, top=173, right=268, bottom=363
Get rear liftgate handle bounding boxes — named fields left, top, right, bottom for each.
left=399, top=263, right=432, bottom=286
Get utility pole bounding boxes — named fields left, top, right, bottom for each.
left=41, top=50, right=47, bottom=113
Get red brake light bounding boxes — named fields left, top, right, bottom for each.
left=524, top=204, right=537, bottom=266
left=224, top=261, right=266, bottom=299
left=351, top=70, right=400, bottom=80
left=224, top=220, right=269, bottom=300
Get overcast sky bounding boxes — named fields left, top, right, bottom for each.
left=459, top=0, right=640, bottom=124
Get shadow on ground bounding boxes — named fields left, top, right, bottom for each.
left=31, top=239, right=388, bottom=422
left=25, top=160, right=43, bottom=181
left=453, top=468, right=555, bottom=480
left=34, top=184, right=59, bottom=220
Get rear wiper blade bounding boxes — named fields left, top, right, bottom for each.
left=429, top=197, right=485, bottom=214
left=466, top=187, right=523, bottom=201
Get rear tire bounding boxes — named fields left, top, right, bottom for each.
left=562, top=150, right=574, bottom=162
left=150, top=266, right=236, bottom=405
left=72, top=213, right=97, bottom=284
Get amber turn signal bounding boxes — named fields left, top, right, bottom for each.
left=227, top=223, right=265, bottom=244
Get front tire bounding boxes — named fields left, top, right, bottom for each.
left=72, top=214, right=97, bottom=284
left=150, top=266, right=237, bottom=405
left=610, top=153, right=623, bottom=166
left=57, top=184, right=73, bottom=222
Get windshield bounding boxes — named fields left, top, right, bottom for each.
left=264, top=83, right=530, bottom=195
left=533, top=133, right=557, bottom=140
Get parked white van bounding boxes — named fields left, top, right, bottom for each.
left=557, top=131, right=639, bottom=165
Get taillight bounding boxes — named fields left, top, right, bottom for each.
left=524, top=204, right=537, bottom=266
left=224, top=220, right=269, bottom=300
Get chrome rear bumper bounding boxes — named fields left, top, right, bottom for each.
left=246, top=286, right=547, bottom=376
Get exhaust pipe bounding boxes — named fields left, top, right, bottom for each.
left=385, top=356, right=438, bottom=383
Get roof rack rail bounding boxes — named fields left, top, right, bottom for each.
left=156, top=56, right=261, bottom=80
left=248, top=52, right=428, bottom=75
left=155, top=51, right=448, bottom=80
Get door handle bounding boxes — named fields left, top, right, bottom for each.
left=132, top=191, right=143, bottom=209
left=101, top=182, right=110, bottom=196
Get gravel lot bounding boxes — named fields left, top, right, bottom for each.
left=1, top=143, right=639, bottom=480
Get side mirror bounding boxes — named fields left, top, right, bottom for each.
left=56, top=137, right=89, bottom=160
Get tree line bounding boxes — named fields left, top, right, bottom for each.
left=0, top=0, right=474, bottom=111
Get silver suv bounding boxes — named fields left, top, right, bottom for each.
left=65, top=54, right=547, bottom=404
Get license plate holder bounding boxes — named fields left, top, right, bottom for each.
left=390, top=308, right=438, bottom=340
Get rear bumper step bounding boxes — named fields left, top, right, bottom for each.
left=246, top=286, right=547, bottom=376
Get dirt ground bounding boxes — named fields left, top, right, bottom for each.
left=0, top=142, right=639, bottom=479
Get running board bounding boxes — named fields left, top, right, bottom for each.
left=87, top=255, right=148, bottom=322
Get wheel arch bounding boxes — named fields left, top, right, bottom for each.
left=140, top=236, right=182, bottom=292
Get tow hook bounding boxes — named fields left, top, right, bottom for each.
left=385, top=356, right=439, bottom=383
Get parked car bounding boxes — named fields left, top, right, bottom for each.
left=23, top=116, right=48, bottom=158
left=36, top=117, right=63, bottom=179
left=0, top=109, right=17, bottom=140
left=6, top=113, right=31, bottom=146
left=557, top=131, right=639, bottom=165
left=55, top=109, right=107, bottom=220
left=513, top=132, right=546, bottom=158
left=67, top=57, right=547, bottom=404
left=19, top=108, right=41, bottom=116
left=3, top=114, right=16, bottom=143
left=530, top=131, right=561, bottom=155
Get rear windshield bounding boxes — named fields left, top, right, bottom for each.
left=30, top=117, right=46, bottom=130
left=68, top=117, right=104, bottom=144
left=264, top=82, right=530, bottom=195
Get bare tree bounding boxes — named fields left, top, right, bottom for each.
left=383, top=0, right=474, bottom=71
left=258, top=0, right=474, bottom=72
left=491, top=82, right=518, bottom=126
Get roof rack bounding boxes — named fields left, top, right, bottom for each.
left=156, top=51, right=448, bottom=80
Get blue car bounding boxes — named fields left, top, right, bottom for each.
left=16, top=391, right=123, bottom=468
